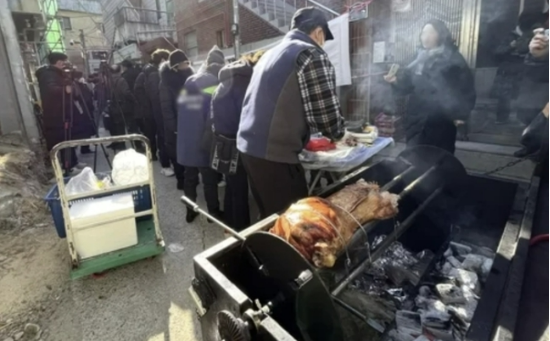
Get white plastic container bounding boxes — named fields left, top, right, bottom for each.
left=69, top=193, right=137, bottom=259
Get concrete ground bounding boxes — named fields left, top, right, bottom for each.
left=0, top=143, right=225, bottom=341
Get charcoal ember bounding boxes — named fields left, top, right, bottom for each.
left=412, top=336, right=431, bottom=341
left=450, top=269, right=479, bottom=294
left=441, top=262, right=454, bottom=275
left=420, top=300, right=451, bottom=328
left=461, top=254, right=486, bottom=273
left=386, top=288, right=408, bottom=303
left=395, top=311, right=422, bottom=340
left=340, top=289, right=397, bottom=324
left=424, top=326, right=455, bottom=341
left=444, top=247, right=453, bottom=258
left=450, top=242, right=472, bottom=258
left=480, top=258, right=493, bottom=282
left=418, top=286, right=432, bottom=297
left=446, top=256, right=462, bottom=268
left=435, top=283, right=466, bottom=305
left=368, top=241, right=432, bottom=286
left=372, top=235, right=387, bottom=248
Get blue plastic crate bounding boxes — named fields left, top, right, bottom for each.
left=44, top=180, right=152, bottom=239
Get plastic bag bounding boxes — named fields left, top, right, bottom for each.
left=65, top=167, right=100, bottom=195
left=111, top=149, right=149, bottom=186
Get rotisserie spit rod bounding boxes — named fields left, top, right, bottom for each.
left=340, top=165, right=438, bottom=257
left=181, top=195, right=246, bottom=241
left=331, top=187, right=443, bottom=296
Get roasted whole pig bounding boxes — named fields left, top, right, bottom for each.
left=270, top=180, right=399, bottom=268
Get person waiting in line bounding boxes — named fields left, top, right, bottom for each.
left=490, top=12, right=541, bottom=124
left=384, top=19, right=476, bottom=155
left=108, top=65, right=137, bottom=151
left=237, top=8, right=346, bottom=219
left=159, top=49, right=194, bottom=189
left=134, top=49, right=175, bottom=177
left=210, top=50, right=266, bottom=231
left=70, top=69, right=95, bottom=155
left=177, top=46, right=225, bottom=223
left=36, top=52, right=84, bottom=173
left=120, top=59, right=141, bottom=97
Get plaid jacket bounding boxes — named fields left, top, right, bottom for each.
left=296, top=47, right=345, bottom=140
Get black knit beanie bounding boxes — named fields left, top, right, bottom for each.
left=169, top=49, right=189, bottom=69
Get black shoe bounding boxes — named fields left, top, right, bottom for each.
left=177, top=181, right=184, bottom=191
left=186, top=210, right=199, bottom=223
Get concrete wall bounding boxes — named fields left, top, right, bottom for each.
left=0, top=0, right=40, bottom=141
left=7, top=0, right=40, bottom=13
left=0, top=26, right=22, bottom=135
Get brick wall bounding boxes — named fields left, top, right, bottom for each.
left=174, top=0, right=348, bottom=55
left=174, top=0, right=283, bottom=55
left=175, top=0, right=231, bottom=56
left=284, top=0, right=347, bottom=15
left=239, top=5, right=282, bottom=45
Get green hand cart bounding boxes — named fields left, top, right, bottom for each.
left=49, top=134, right=165, bottom=280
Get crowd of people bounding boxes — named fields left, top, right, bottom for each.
left=36, top=6, right=548, bottom=233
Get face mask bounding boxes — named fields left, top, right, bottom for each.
left=315, top=28, right=326, bottom=48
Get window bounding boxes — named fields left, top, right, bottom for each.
left=60, top=17, right=72, bottom=30
left=216, top=30, right=225, bottom=48
left=184, top=31, right=198, bottom=58
left=166, top=0, right=174, bottom=26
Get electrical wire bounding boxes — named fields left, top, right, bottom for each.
left=530, top=234, right=549, bottom=247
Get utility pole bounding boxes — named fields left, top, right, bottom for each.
left=231, top=0, right=240, bottom=58
left=79, top=29, right=90, bottom=77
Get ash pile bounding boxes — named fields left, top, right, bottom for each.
left=338, top=237, right=494, bottom=341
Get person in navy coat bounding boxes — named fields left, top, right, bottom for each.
left=177, top=46, right=225, bottom=223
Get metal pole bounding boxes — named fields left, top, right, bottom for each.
left=232, top=0, right=241, bottom=58
left=79, top=29, right=90, bottom=77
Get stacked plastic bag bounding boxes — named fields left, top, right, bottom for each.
left=64, top=149, right=149, bottom=195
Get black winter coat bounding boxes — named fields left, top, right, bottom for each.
left=211, top=59, right=253, bottom=137
left=36, top=65, right=93, bottom=149
left=159, top=62, right=194, bottom=158
left=71, top=82, right=95, bottom=139
left=393, top=46, right=476, bottom=146
left=490, top=31, right=531, bottom=99
left=111, top=74, right=134, bottom=116
left=122, top=67, right=141, bottom=95
left=134, top=64, right=164, bottom=120
left=134, top=66, right=152, bottom=119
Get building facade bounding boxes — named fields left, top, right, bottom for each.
left=57, top=0, right=109, bottom=74
left=175, top=0, right=341, bottom=60
left=99, top=0, right=176, bottom=63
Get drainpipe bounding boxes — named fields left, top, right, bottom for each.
left=231, top=0, right=240, bottom=58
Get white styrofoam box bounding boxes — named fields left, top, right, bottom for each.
left=69, top=193, right=137, bottom=259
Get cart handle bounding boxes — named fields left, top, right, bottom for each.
left=50, top=134, right=154, bottom=201
left=50, top=134, right=151, bottom=159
